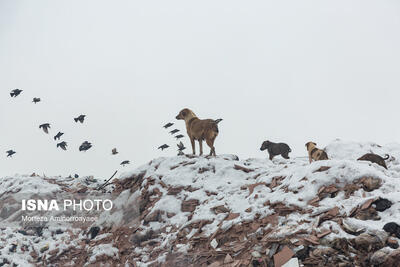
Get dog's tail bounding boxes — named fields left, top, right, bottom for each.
left=214, top=118, right=223, bottom=124
left=383, top=154, right=390, bottom=160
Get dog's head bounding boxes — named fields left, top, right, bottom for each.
left=176, top=108, right=196, bottom=121
left=305, top=142, right=316, bottom=150
left=260, top=140, right=271, bottom=151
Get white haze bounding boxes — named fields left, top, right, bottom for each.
left=1, top=0, right=400, bottom=179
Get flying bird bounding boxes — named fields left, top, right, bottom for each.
left=163, top=123, right=174, bottom=129
left=57, top=141, right=67, bottom=151
left=54, top=132, right=64, bottom=140
left=120, top=160, right=130, bottom=166
left=39, top=123, right=51, bottom=134
left=111, top=148, right=118, bottom=155
left=158, top=144, right=169, bottom=151
left=74, top=115, right=86, bottom=123
left=6, top=150, right=16, bottom=157
left=214, top=118, right=223, bottom=124
left=170, top=129, right=180, bottom=134
left=175, top=134, right=184, bottom=139
left=32, top=98, right=41, bottom=104
left=79, top=141, right=92, bottom=151
left=10, top=89, right=23, bottom=97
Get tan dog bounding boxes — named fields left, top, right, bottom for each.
left=176, top=108, right=220, bottom=156
left=305, top=142, right=329, bottom=163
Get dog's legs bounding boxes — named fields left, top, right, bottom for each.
left=190, top=137, right=196, bottom=155
left=269, top=154, right=274, bottom=160
left=206, top=138, right=216, bottom=156
left=199, top=140, right=203, bottom=156
left=308, top=154, right=312, bottom=163
left=282, top=153, right=290, bottom=159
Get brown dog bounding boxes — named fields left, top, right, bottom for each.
left=305, top=142, right=329, bottom=163
left=176, top=108, right=220, bottom=156
left=358, top=153, right=389, bottom=169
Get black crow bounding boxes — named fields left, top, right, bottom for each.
left=214, top=118, right=223, bottom=124
left=177, top=141, right=186, bottom=151
left=6, top=150, right=16, bottom=157
left=74, top=174, right=79, bottom=178
left=54, top=132, right=64, bottom=140
left=163, top=122, right=173, bottom=128
left=120, top=160, right=130, bottom=166
left=32, top=98, right=41, bottom=104
left=177, top=142, right=186, bottom=156
left=10, top=89, right=23, bottom=97
left=158, top=144, right=169, bottom=150
left=175, top=134, right=184, bottom=139
left=74, top=115, right=86, bottom=123
left=79, top=141, right=92, bottom=151
left=39, top=123, right=51, bottom=134
left=112, top=148, right=118, bottom=155
left=57, top=141, right=67, bottom=151
left=169, top=129, right=180, bottom=134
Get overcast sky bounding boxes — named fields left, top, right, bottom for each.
left=1, top=0, right=400, bottom=179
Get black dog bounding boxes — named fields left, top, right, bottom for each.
left=260, top=140, right=291, bottom=160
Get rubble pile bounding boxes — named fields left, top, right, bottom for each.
left=1, top=140, right=400, bottom=266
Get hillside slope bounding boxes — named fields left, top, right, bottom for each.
left=1, top=140, right=400, bottom=266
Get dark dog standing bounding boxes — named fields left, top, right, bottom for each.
left=260, top=140, right=291, bottom=160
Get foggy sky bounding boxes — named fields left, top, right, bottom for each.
left=1, top=0, right=400, bottom=179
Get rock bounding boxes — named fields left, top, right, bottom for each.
left=373, top=198, right=392, bottom=212
left=370, top=250, right=389, bottom=265
left=144, top=210, right=162, bottom=224
left=384, top=249, right=400, bottom=266
left=387, top=237, right=399, bottom=249
left=226, top=213, right=240, bottom=221
left=224, top=254, right=233, bottom=264
left=383, top=222, right=400, bottom=238
left=181, top=199, right=199, bottom=212
left=361, top=177, right=381, bottom=191
left=355, top=207, right=380, bottom=221
left=352, top=233, right=385, bottom=252
left=211, top=205, right=230, bottom=214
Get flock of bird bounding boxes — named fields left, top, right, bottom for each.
left=158, top=122, right=187, bottom=156
left=6, top=89, right=188, bottom=175
left=6, top=89, right=131, bottom=167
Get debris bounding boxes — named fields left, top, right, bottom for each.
left=224, top=254, right=233, bottom=264
left=40, top=244, right=49, bottom=253
left=233, top=164, right=254, bottom=173
left=387, top=237, right=399, bottom=249
left=210, top=239, right=218, bottom=249
left=282, top=258, right=299, bottom=267
left=181, top=199, right=199, bottom=212
left=274, top=246, right=294, bottom=267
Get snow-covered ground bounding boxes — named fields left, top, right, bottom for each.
left=1, top=140, right=400, bottom=266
